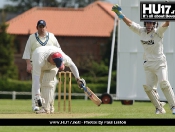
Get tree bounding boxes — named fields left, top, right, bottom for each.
left=59, top=0, right=104, bottom=8
left=77, top=26, right=117, bottom=79
left=103, top=26, right=118, bottom=71
left=0, top=11, right=18, bottom=79
left=2, top=0, right=103, bottom=14
left=3, top=0, right=59, bottom=13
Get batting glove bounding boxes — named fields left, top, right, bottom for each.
left=112, top=4, right=122, bottom=12
left=112, top=4, right=125, bottom=19
left=77, top=78, right=86, bottom=89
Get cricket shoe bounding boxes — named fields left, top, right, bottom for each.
left=155, top=107, right=166, bottom=114
left=32, top=106, right=39, bottom=111
left=36, top=108, right=50, bottom=114
left=155, top=102, right=166, bottom=114
left=50, top=105, right=54, bottom=114
left=171, top=107, right=175, bottom=114
left=34, top=95, right=45, bottom=107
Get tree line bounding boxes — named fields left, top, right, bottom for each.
left=2, top=0, right=104, bottom=13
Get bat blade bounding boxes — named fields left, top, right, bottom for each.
left=83, top=86, right=102, bottom=106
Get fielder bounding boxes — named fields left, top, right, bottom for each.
left=22, top=20, right=60, bottom=112
left=31, top=46, right=85, bottom=114
left=112, top=4, right=175, bottom=114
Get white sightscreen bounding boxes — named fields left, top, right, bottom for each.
left=117, top=0, right=175, bottom=101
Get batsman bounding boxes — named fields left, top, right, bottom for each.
left=31, top=46, right=86, bottom=114
left=112, top=4, right=175, bottom=114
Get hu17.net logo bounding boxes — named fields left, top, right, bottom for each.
left=140, top=1, right=175, bottom=21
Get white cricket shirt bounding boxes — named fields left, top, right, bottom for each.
left=22, top=32, right=60, bottom=60
left=129, top=22, right=168, bottom=61
left=32, top=46, right=80, bottom=79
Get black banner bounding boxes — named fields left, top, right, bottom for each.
left=140, top=1, right=175, bottom=21
left=0, top=119, right=175, bottom=126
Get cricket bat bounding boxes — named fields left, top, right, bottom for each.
left=81, top=85, right=102, bottom=106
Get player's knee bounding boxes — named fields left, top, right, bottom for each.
left=41, top=70, right=57, bottom=88
left=143, top=85, right=153, bottom=92
left=42, top=81, right=55, bottom=88
left=160, top=80, right=170, bottom=90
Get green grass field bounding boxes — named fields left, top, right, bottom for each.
left=0, top=99, right=175, bottom=132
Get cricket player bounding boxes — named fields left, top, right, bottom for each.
left=31, top=46, right=85, bottom=114
left=112, top=4, right=175, bottom=114
left=22, top=20, right=60, bottom=112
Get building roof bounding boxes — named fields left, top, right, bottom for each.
left=6, top=1, right=116, bottom=37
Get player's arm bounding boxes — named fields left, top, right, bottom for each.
left=50, top=33, right=61, bottom=48
left=161, top=21, right=169, bottom=27
left=22, top=36, right=32, bottom=73
left=60, top=50, right=86, bottom=88
left=26, top=59, right=32, bottom=73
left=111, top=4, right=132, bottom=27
left=156, top=21, right=169, bottom=38
left=123, top=17, right=132, bottom=27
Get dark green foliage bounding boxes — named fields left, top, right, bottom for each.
left=0, top=22, right=18, bottom=79
left=2, top=0, right=101, bottom=13
left=0, top=75, right=116, bottom=99
left=3, top=0, right=59, bottom=13
left=0, top=79, right=32, bottom=92
left=103, top=26, right=118, bottom=71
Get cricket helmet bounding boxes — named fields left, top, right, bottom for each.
left=51, top=52, right=63, bottom=68
left=144, top=20, right=158, bottom=28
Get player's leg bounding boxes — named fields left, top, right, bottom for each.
left=36, top=69, right=57, bottom=114
left=143, top=85, right=166, bottom=114
left=31, top=73, right=40, bottom=111
left=143, top=64, right=166, bottom=114
left=156, top=61, right=175, bottom=114
left=160, top=80, right=175, bottom=110
left=50, top=77, right=58, bottom=113
left=31, top=52, right=41, bottom=111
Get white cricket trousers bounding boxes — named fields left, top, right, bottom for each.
left=32, top=66, right=58, bottom=109
left=143, top=58, right=168, bottom=90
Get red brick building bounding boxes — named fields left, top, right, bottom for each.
left=6, top=1, right=116, bottom=80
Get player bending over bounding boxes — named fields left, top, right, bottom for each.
left=32, top=46, right=85, bottom=114
left=112, top=4, right=175, bottom=114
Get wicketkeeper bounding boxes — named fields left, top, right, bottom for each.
left=32, top=46, right=85, bottom=114
left=112, top=4, right=175, bottom=114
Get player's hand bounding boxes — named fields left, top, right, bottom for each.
left=112, top=4, right=125, bottom=19
left=77, top=78, right=86, bottom=89
left=27, top=63, right=32, bottom=73
left=112, top=4, right=122, bottom=12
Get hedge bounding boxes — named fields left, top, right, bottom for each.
left=0, top=78, right=116, bottom=99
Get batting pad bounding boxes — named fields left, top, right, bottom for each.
left=40, top=70, right=57, bottom=111
left=160, top=81, right=175, bottom=109
left=41, top=70, right=57, bottom=88
left=143, top=85, right=162, bottom=109
left=41, top=87, right=54, bottom=111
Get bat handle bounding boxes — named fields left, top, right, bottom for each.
left=81, top=84, right=92, bottom=96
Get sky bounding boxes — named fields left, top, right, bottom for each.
left=0, top=0, right=116, bottom=8
left=0, top=0, right=13, bottom=8
left=0, top=0, right=6, bottom=8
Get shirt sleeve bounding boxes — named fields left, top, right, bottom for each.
left=60, top=50, right=80, bottom=79
left=49, top=33, right=61, bottom=48
left=129, top=22, right=143, bottom=36
left=22, top=35, right=32, bottom=60
left=53, top=36, right=61, bottom=48
left=156, top=25, right=168, bottom=38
